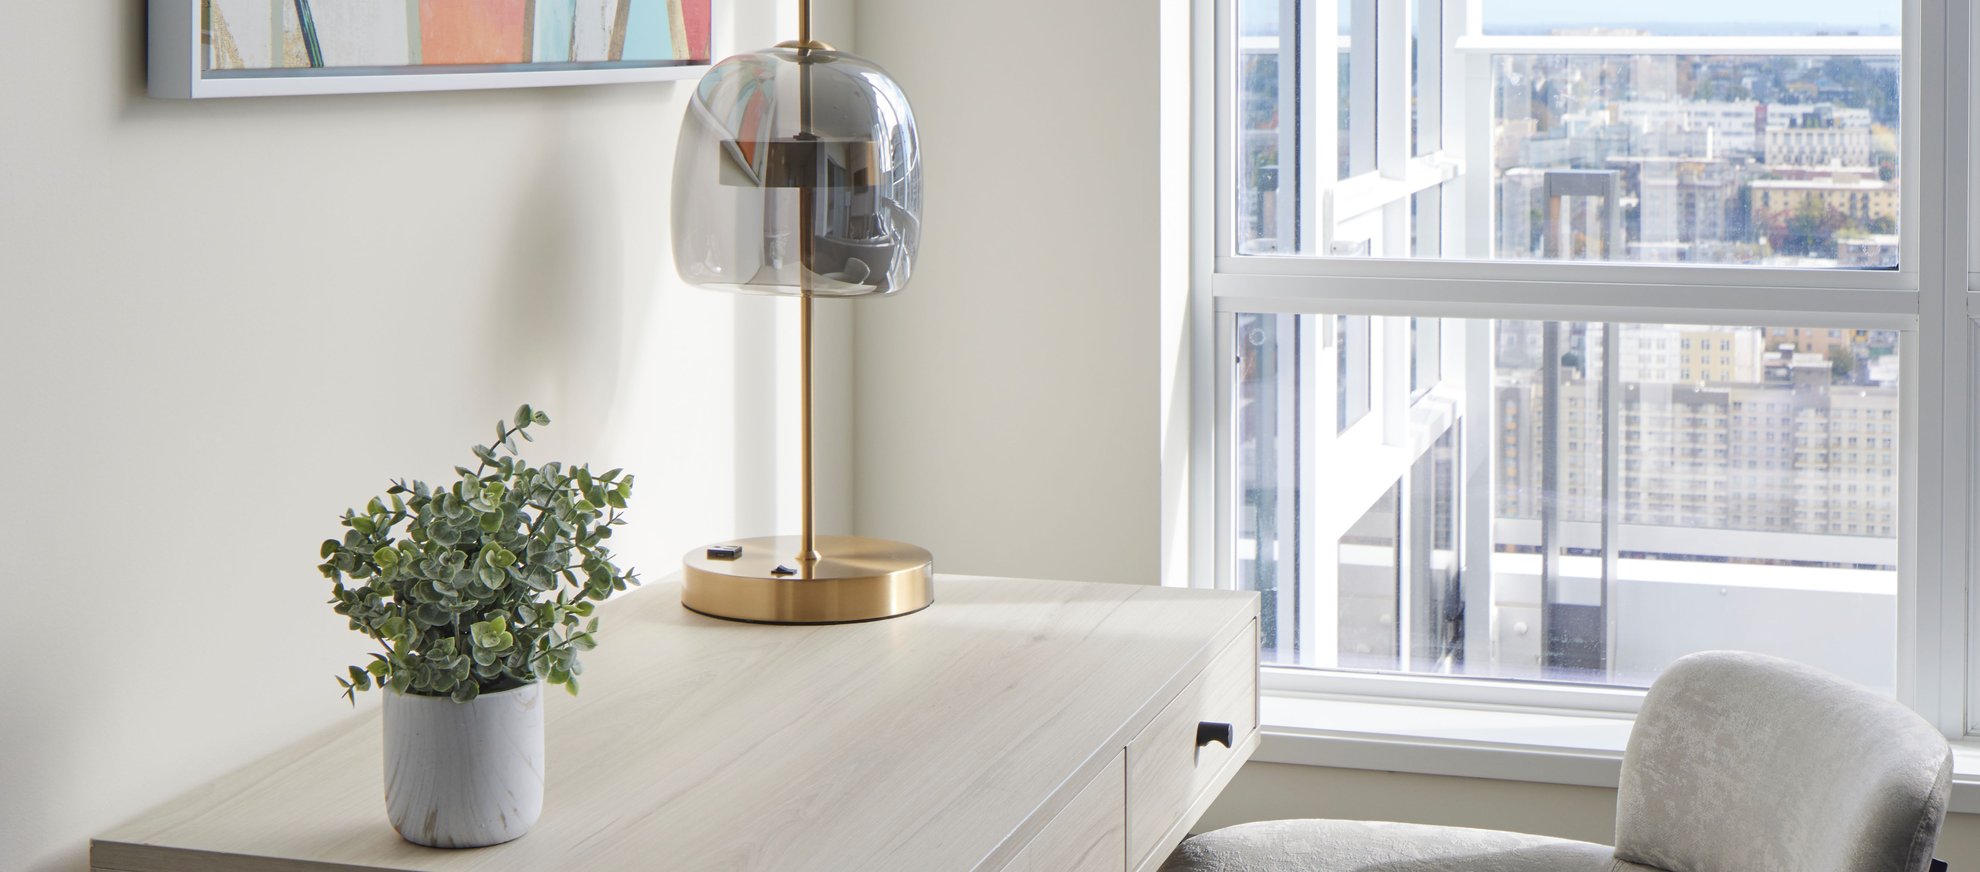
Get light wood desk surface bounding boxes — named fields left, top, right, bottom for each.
left=94, top=574, right=1259, bottom=872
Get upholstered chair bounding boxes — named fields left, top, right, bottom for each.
left=1163, top=651, right=1953, bottom=872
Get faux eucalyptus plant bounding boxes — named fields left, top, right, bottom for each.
left=318, top=406, right=639, bottom=704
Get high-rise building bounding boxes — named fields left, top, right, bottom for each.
left=1752, top=170, right=1897, bottom=228
left=1496, top=332, right=1896, bottom=541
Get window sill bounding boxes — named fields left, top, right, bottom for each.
left=1259, top=692, right=1980, bottom=814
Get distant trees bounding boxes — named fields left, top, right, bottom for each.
left=1819, top=57, right=1900, bottom=127
left=1769, top=199, right=1847, bottom=258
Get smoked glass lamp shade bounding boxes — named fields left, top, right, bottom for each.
left=672, top=45, right=923, bottom=297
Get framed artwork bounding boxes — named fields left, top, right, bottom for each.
left=149, top=0, right=714, bottom=98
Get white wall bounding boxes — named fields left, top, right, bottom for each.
left=847, top=0, right=1980, bottom=868
left=0, top=2, right=852, bottom=869
left=850, top=0, right=1162, bottom=587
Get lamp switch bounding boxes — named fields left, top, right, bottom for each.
left=771, top=564, right=797, bottom=576
left=707, top=545, right=743, bottom=560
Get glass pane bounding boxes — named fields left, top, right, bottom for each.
left=1235, top=0, right=1902, bottom=267
left=1236, top=1, right=1290, bottom=255
left=1236, top=313, right=1296, bottom=662
left=1411, top=315, right=1443, bottom=395
left=1339, top=315, right=1373, bottom=433
left=1234, top=313, right=1900, bottom=692
left=1494, top=53, right=1898, bottom=266
left=1342, top=0, right=1361, bottom=178
left=1339, top=483, right=1401, bottom=670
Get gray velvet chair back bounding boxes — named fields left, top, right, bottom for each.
left=1614, top=651, right=1953, bottom=872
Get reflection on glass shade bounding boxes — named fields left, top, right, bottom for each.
left=672, top=45, right=923, bottom=297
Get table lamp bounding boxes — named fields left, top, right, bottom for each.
left=670, top=0, right=931, bottom=624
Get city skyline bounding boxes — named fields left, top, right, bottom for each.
left=1240, top=1, right=1899, bottom=37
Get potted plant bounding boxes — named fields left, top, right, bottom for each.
left=317, top=405, right=638, bottom=848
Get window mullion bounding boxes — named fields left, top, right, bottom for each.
left=1600, top=325, right=1623, bottom=683
left=1373, top=0, right=1410, bottom=254
left=1276, top=0, right=1301, bottom=254
left=1300, top=0, right=1329, bottom=258
left=1926, top=0, right=1973, bottom=736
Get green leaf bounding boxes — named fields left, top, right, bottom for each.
left=312, top=406, right=641, bottom=703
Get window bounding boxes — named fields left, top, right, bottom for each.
left=1195, top=0, right=1966, bottom=728
left=1236, top=315, right=1899, bottom=688
left=1236, top=0, right=1902, bottom=266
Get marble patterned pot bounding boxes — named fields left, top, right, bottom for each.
left=382, top=682, right=544, bottom=848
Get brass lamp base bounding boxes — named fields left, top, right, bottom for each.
left=681, top=535, right=934, bottom=624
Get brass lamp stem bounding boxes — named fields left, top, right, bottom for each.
left=798, top=262, right=819, bottom=568
left=795, top=0, right=819, bottom=570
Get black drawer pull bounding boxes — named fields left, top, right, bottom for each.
left=1196, top=721, right=1234, bottom=750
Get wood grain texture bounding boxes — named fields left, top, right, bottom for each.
left=1002, top=751, right=1125, bottom=872
left=92, top=575, right=1257, bottom=872
left=1124, top=621, right=1261, bottom=869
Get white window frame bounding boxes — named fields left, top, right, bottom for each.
left=1172, top=0, right=1972, bottom=740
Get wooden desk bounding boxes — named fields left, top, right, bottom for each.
left=94, top=575, right=1259, bottom=872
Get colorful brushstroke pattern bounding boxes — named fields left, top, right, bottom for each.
left=203, top=0, right=711, bottom=70
left=420, top=0, right=528, bottom=65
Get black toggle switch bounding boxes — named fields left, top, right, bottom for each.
left=771, top=564, right=797, bottom=576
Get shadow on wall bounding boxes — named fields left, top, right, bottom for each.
left=492, top=117, right=627, bottom=445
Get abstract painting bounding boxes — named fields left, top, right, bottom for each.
left=202, top=0, right=711, bottom=71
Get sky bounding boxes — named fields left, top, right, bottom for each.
left=1240, top=0, right=1899, bottom=36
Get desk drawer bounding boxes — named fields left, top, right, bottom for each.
left=1004, top=750, right=1125, bottom=872
left=1124, top=620, right=1258, bottom=869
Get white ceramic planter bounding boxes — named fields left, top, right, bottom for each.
left=382, top=682, right=544, bottom=848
